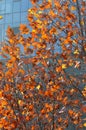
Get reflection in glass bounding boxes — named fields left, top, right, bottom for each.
left=0, top=0, right=30, bottom=41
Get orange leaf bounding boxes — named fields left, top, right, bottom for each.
left=73, top=100, right=79, bottom=105
left=56, top=66, right=62, bottom=72
left=73, top=0, right=76, bottom=2
left=49, top=27, right=57, bottom=34
left=64, top=37, right=71, bottom=44
left=41, top=109, right=46, bottom=114
left=68, top=109, right=74, bottom=116
left=71, top=6, right=76, bottom=11
left=19, top=69, right=25, bottom=75
left=54, top=1, right=61, bottom=8
left=30, top=0, right=39, bottom=5
left=29, top=105, right=33, bottom=111
left=81, top=105, right=86, bottom=113
left=26, top=116, right=30, bottom=121
left=31, top=126, right=35, bottom=130
left=0, top=91, right=3, bottom=97
left=19, top=24, right=29, bottom=34
left=51, top=85, right=60, bottom=92
left=57, top=127, right=64, bottom=130
left=58, top=117, right=62, bottom=123
left=1, top=99, right=7, bottom=106
left=0, top=124, right=3, bottom=129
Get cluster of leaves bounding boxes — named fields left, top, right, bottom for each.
left=0, top=0, right=86, bottom=129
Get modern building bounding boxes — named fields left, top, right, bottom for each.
left=0, top=0, right=31, bottom=42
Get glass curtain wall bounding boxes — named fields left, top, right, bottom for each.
left=0, top=0, right=31, bottom=41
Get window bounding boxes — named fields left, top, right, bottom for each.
left=21, top=0, right=28, bottom=11
left=21, top=12, right=28, bottom=22
left=13, top=13, right=20, bottom=23
left=5, top=14, right=12, bottom=23
left=6, top=2, right=12, bottom=13
left=13, top=0, right=21, bottom=12
left=0, top=0, right=30, bottom=42
left=13, top=27, right=19, bottom=34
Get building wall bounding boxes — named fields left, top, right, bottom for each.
left=0, top=0, right=31, bottom=41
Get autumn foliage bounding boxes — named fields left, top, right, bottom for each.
left=0, top=0, right=86, bottom=130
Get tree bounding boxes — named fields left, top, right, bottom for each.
left=0, top=0, right=86, bottom=129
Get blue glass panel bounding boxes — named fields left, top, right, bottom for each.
left=12, top=22, right=20, bottom=28
left=0, top=0, right=5, bottom=8
left=21, top=0, right=28, bottom=11
left=7, top=0, right=12, bottom=3
left=0, top=1, right=5, bottom=14
left=0, top=24, right=5, bottom=41
left=5, top=14, right=12, bottom=24
left=12, top=22, right=20, bottom=34
left=20, top=21, right=27, bottom=24
left=21, top=12, right=28, bottom=22
left=0, top=25, right=2, bottom=41
left=5, top=23, right=12, bottom=31
left=6, top=2, right=12, bottom=13
left=13, top=1, right=21, bottom=12
left=13, top=13, right=20, bottom=23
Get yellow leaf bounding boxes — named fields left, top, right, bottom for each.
left=32, top=29, right=36, bottom=33
left=82, top=86, right=86, bottom=97
left=28, top=9, right=34, bottom=14
left=62, top=64, right=67, bottom=69
left=18, top=100, right=21, bottom=104
left=19, top=69, right=25, bottom=75
left=69, top=61, right=73, bottom=66
left=36, top=85, right=41, bottom=90
left=74, top=50, right=79, bottom=54
left=73, top=40, right=77, bottom=44
left=0, top=16, right=3, bottom=19
left=9, top=39, right=14, bottom=44
left=48, top=0, right=52, bottom=2
left=18, top=100, right=23, bottom=105
left=83, top=123, right=86, bottom=127
left=36, top=19, right=42, bottom=24
left=38, top=11, right=42, bottom=14
left=81, top=21, right=84, bottom=25
left=6, top=60, right=13, bottom=68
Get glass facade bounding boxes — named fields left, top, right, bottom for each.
left=0, top=0, right=31, bottom=41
